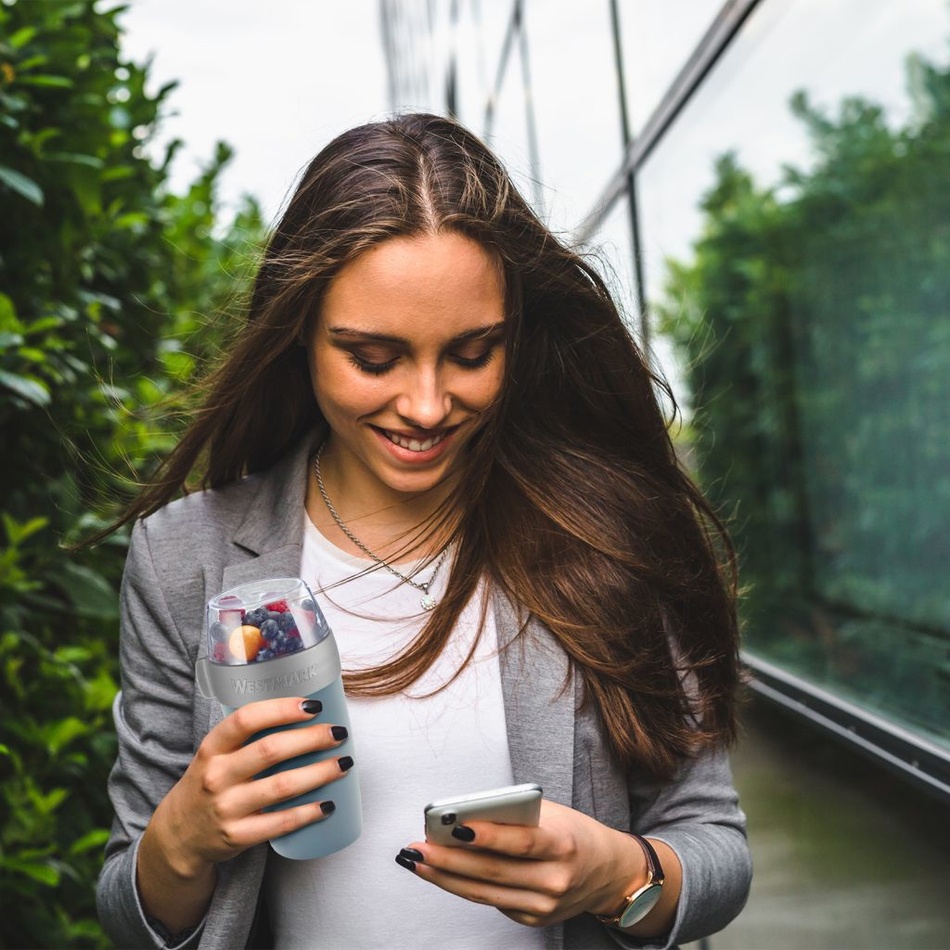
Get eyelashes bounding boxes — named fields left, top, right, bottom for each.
left=347, top=353, right=397, bottom=376
left=346, top=349, right=497, bottom=376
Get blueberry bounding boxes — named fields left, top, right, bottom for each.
left=277, top=611, right=297, bottom=633
left=209, top=621, right=229, bottom=642
left=256, top=648, right=274, bottom=662
left=301, top=598, right=315, bottom=612
left=260, top=619, right=280, bottom=641
left=244, top=607, right=268, bottom=627
left=286, top=638, right=303, bottom=653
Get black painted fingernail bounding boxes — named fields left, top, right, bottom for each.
left=395, top=853, right=417, bottom=872
left=300, top=699, right=323, bottom=715
left=398, top=848, right=424, bottom=862
left=338, top=755, right=354, bottom=772
left=451, top=825, right=476, bottom=842
left=330, top=725, right=348, bottom=741
left=320, top=800, right=336, bottom=815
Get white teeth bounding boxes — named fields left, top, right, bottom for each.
left=384, top=430, right=445, bottom=452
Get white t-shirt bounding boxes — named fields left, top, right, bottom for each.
left=265, top=515, right=545, bottom=950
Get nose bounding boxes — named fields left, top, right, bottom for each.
left=395, top=365, right=452, bottom=429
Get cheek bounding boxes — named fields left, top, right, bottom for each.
left=311, top=356, right=388, bottom=420
left=476, top=360, right=506, bottom=408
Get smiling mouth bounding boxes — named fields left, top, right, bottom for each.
left=380, top=428, right=451, bottom=452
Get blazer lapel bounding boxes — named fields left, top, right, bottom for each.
left=219, top=432, right=323, bottom=595
left=494, top=591, right=575, bottom=809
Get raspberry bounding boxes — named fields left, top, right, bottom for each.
left=265, top=599, right=290, bottom=613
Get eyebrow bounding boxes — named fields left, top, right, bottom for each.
left=327, top=321, right=506, bottom=346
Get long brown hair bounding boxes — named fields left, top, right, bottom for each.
left=115, top=113, right=740, bottom=780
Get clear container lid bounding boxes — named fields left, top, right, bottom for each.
left=206, top=577, right=330, bottom=666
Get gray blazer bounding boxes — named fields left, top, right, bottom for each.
left=97, top=435, right=751, bottom=950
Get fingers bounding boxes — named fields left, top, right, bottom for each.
left=204, top=697, right=326, bottom=753
left=232, top=721, right=349, bottom=782
left=395, top=848, right=568, bottom=926
left=396, top=801, right=611, bottom=925
left=193, top=697, right=355, bottom=819
left=217, top=797, right=338, bottom=853
left=238, top=750, right=354, bottom=814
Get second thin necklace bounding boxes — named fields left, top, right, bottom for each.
left=313, top=444, right=449, bottom=611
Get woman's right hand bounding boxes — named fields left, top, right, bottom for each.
left=136, top=697, right=350, bottom=932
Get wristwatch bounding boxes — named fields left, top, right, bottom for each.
left=595, top=834, right=665, bottom=929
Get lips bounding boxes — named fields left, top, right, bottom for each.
left=381, top=428, right=449, bottom=453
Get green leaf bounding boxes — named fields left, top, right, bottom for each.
left=7, top=26, right=37, bottom=49
left=2, top=514, right=48, bottom=545
left=42, top=719, right=88, bottom=756
left=0, top=165, right=44, bottom=206
left=0, top=292, right=18, bottom=330
left=68, top=828, right=111, bottom=856
left=30, top=785, right=69, bottom=813
left=56, top=561, right=119, bottom=619
left=45, top=152, right=105, bottom=169
left=17, top=74, right=74, bottom=88
left=0, top=369, right=51, bottom=405
left=5, top=858, right=60, bottom=887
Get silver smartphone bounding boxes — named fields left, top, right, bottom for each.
left=423, top=782, right=543, bottom=846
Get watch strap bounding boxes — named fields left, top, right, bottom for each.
left=595, top=833, right=665, bottom=928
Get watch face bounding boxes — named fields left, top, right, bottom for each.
left=619, top=882, right=664, bottom=928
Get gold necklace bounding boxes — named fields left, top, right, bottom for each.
left=313, top=445, right=449, bottom=611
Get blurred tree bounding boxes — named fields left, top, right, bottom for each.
left=0, top=1, right=264, bottom=945
left=658, top=50, right=950, bottom=739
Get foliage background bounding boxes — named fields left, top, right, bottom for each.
left=0, top=2, right=264, bottom=945
left=658, top=50, right=950, bottom=743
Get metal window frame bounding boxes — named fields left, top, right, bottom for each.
left=576, top=0, right=763, bottom=243
left=744, top=653, right=950, bottom=803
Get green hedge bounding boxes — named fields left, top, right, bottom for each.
left=0, top=2, right=263, bottom=945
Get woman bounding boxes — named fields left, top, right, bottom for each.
left=97, top=113, right=751, bottom=949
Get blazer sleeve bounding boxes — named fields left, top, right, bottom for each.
left=620, top=745, right=752, bottom=950
left=96, top=518, right=206, bottom=950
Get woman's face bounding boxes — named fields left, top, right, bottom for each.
left=307, top=231, right=506, bottom=506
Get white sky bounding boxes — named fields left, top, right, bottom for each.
left=119, top=0, right=391, bottom=225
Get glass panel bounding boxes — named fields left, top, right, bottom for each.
left=639, top=0, right=950, bottom=747
left=452, top=0, right=492, bottom=124
left=520, top=0, right=624, bottom=232
left=617, top=0, right=723, bottom=133
left=470, top=0, right=518, bottom=94
left=484, top=32, right=537, bottom=208
left=382, top=0, right=439, bottom=110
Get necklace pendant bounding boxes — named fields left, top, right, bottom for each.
left=421, top=592, right=437, bottom=611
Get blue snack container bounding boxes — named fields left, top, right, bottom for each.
left=197, top=578, right=361, bottom=860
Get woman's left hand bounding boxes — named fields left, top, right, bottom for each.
left=396, top=799, right=656, bottom=928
